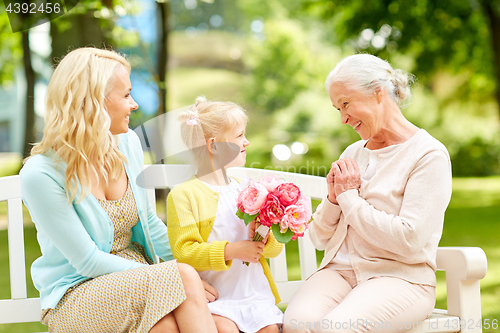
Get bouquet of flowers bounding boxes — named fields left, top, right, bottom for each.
left=236, top=175, right=313, bottom=245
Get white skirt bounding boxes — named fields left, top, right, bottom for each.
left=208, top=291, right=283, bottom=332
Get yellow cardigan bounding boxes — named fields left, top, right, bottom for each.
left=167, top=176, right=283, bottom=304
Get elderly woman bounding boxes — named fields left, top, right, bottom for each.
left=283, top=54, right=452, bottom=333
left=20, top=47, right=217, bottom=333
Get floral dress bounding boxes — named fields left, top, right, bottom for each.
left=41, top=181, right=186, bottom=333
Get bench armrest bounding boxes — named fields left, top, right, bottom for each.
left=436, top=247, right=487, bottom=333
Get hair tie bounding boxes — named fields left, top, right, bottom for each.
left=186, top=110, right=199, bottom=126
left=186, top=117, right=198, bottom=126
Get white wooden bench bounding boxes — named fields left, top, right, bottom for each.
left=0, top=175, right=42, bottom=329
left=0, top=166, right=489, bottom=332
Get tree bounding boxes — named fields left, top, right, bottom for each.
left=0, top=3, right=38, bottom=159
left=0, top=6, right=22, bottom=85
left=304, top=0, right=500, bottom=119
left=50, top=0, right=116, bottom=66
left=21, top=30, right=35, bottom=159
left=246, top=19, right=314, bottom=113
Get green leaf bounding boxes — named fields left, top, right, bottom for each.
left=271, top=223, right=294, bottom=244
left=236, top=209, right=245, bottom=220
left=243, top=213, right=258, bottom=226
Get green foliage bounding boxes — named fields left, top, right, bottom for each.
left=437, top=177, right=500, bottom=324
left=271, top=223, right=294, bottom=243
left=0, top=3, right=22, bottom=86
left=246, top=19, right=314, bottom=113
left=303, top=0, right=497, bottom=105
left=3, top=0, right=67, bottom=33
left=172, top=0, right=244, bottom=31
left=167, top=66, right=245, bottom=109
left=451, top=137, right=500, bottom=176
left=306, top=0, right=491, bottom=72
left=169, top=30, right=246, bottom=72
left=236, top=0, right=306, bottom=22
left=243, top=212, right=258, bottom=226
left=0, top=158, right=22, bottom=177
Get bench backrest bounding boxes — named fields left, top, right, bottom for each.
left=140, top=164, right=326, bottom=304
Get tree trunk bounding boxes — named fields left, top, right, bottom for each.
left=483, top=1, right=500, bottom=121
left=157, top=0, right=169, bottom=116
left=50, top=12, right=111, bottom=66
left=21, top=31, right=35, bottom=159
left=155, top=0, right=170, bottom=211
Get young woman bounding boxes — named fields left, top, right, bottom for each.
left=20, top=47, right=217, bottom=333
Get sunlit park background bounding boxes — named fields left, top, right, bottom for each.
left=1, top=0, right=500, bottom=331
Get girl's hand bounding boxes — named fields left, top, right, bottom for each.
left=248, top=219, right=258, bottom=239
left=248, top=220, right=270, bottom=243
left=201, top=279, right=218, bottom=303
left=330, top=158, right=361, bottom=197
left=225, top=240, right=264, bottom=263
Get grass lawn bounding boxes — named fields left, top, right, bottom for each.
left=1, top=177, right=499, bottom=332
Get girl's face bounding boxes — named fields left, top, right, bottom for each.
left=223, top=122, right=249, bottom=168
left=105, top=65, right=139, bottom=135
left=329, top=81, right=382, bottom=141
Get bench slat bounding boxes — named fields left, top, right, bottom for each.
left=8, top=196, right=28, bottom=300
left=407, top=313, right=461, bottom=333
left=270, top=248, right=288, bottom=283
left=0, top=298, right=41, bottom=324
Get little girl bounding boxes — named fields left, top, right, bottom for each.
left=167, top=97, right=284, bottom=333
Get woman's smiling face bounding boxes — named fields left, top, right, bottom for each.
left=105, top=65, right=139, bottom=135
left=329, top=81, right=382, bottom=141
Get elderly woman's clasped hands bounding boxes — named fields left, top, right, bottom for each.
left=327, top=158, right=361, bottom=205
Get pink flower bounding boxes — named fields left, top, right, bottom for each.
left=236, top=189, right=246, bottom=213
left=280, top=217, right=289, bottom=233
left=295, top=194, right=308, bottom=206
left=281, top=205, right=310, bottom=234
left=259, top=175, right=285, bottom=192
left=274, top=183, right=301, bottom=206
left=259, top=193, right=286, bottom=227
left=295, top=194, right=312, bottom=221
left=241, top=183, right=269, bottom=215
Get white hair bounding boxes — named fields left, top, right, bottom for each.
left=325, top=54, right=415, bottom=108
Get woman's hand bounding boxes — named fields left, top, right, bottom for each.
left=326, top=162, right=338, bottom=204
left=201, top=279, right=219, bottom=303
left=329, top=158, right=361, bottom=199
left=225, top=240, right=264, bottom=263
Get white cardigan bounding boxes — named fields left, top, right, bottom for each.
left=309, top=129, right=452, bottom=287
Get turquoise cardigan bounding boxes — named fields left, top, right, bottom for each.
left=20, top=130, right=173, bottom=310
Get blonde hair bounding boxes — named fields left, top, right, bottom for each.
left=178, top=96, right=248, bottom=166
left=325, top=54, right=415, bottom=108
left=28, top=47, right=131, bottom=202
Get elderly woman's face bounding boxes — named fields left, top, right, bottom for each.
left=329, top=82, right=381, bottom=141
left=105, top=65, right=139, bottom=135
